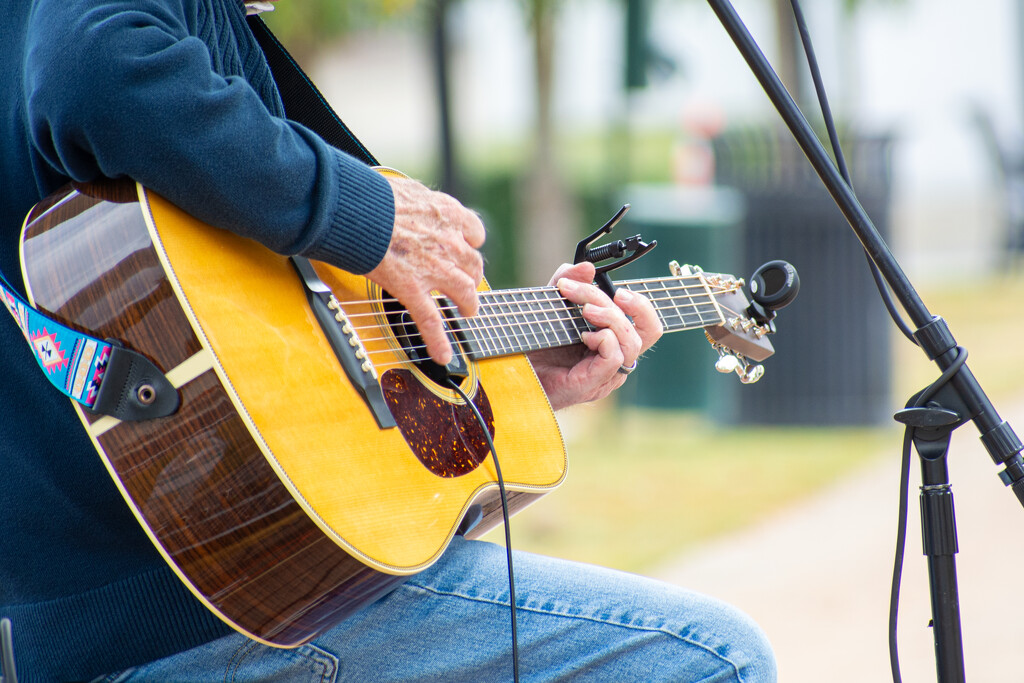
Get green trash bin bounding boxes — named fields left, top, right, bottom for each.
left=614, top=184, right=744, bottom=411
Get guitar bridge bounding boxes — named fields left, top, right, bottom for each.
left=291, top=256, right=397, bottom=429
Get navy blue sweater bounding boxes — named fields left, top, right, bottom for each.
left=0, top=1, right=395, bottom=680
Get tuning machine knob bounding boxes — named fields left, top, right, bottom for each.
left=715, top=353, right=742, bottom=374
left=712, top=345, right=765, bottom=384
left=740, top=363, right=764, bottom=384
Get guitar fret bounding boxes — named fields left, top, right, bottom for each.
left=468, top=287, right=582, bottom=359
left=463, top=295, right=490, bottom=359
left=518, top=291, right=550, bottom=352
left=501, top=292, right=527, bottom=353
left=623, top=277, right=722, bottom=333
left=517, top=292, right=540, bottom=352
left=536, top=288, right=578, bottom=347
left=462, top=315, right=489, bottom=358
left=457, top=314, right=478, bottom=356
left=568, top=298, right=594, bottom=338
left=542, top=287, right=583, bottom=342
left=503, top=291, right=535, bottom=353
left=471, top=299, right=502, bottom=358
left=494, top=293, right=519, bottom=354
left=497, top=294, right=520, bottom=356
left=654, top=280, right=686, bottom=331
left=562, top=304, right=585, bottom=342
left=541, top=288, right=575, bottom=346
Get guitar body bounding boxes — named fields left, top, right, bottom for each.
left=19, top=180, right=566, bottom=646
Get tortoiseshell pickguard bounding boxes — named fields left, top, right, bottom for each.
left=380, top=369, right=495, bottom=478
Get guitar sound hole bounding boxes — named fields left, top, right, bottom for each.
left=380, top=369, right=495, bottom=478
left=383, top=292, right=468, bottom=385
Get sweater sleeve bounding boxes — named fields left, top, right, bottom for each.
left=22, top=0, right=393, bottom=274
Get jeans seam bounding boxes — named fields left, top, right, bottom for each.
left=223, top=640, right=337, bottom=683
left=300, top=644, right=338, bottom=683
left=402, top=581, right=746, bottom=681
left=225, top=639, right=260, bottom=683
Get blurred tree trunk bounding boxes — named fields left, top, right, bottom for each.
left=431, top=0, right=461, bottom=198
left=519, top=0, right=578, bottom=286
left=772, top=0, right=805, bottom=105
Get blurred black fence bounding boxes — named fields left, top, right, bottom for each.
left=710, top=124, right=896, bottom=426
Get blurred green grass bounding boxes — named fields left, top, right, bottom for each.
left=483, top=270, right=1024, bottom=574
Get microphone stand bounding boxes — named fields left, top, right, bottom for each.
left=704, top=1, right=1024, bottom=680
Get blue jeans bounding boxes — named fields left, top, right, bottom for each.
left=94, top=538, right=775, bottom=682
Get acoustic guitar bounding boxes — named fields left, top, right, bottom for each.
left=19, top=178, right=776, bottom=647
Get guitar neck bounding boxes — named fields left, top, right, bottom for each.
left=451, top=276, right=727, bottom=361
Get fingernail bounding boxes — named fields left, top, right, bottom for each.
left=615, top=288, right=633, bottom=303
left=557, top=278, right=577, bottom=292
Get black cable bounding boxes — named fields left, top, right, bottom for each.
left=888, top=427, right=913, bottom=683
left=887, top=346, right=969, bottom=683
left=446, top=378, right=520, bottom=683
left=787, top=0, right=848, bottom=183
left=787, top=0, right=917, bottom=344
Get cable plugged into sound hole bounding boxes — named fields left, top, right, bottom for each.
left=746, top=260, right=800, bottom=329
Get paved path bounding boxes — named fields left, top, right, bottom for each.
left=652, top=401, right=1024, bottom=683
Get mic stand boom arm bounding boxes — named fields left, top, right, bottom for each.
left=704, top=0, right=1024, bottom=495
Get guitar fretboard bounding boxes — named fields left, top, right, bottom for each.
left=450, top=276, right=729, bottom=360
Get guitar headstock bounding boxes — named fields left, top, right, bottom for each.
left=670, top=262, right=775, bottom=384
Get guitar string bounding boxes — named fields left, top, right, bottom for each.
left=331, top=277, right=734, bottom=310
left=332, top=280, right=738, bottom=328
left=356, top=291, right=757, bottom=374
left=335, top=281, right=741, bottom=335
left=334, top=285, right=732, bottom=355
left=347, top=290, right=728, bottom=337
left=323, top=274, right=731, bottom=311
left=329, top=280, right=744, bottom=355
left=326, top=283, right=754, bottom=372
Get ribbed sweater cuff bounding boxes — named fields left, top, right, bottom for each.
left=304, top=152, right=395, bottom=274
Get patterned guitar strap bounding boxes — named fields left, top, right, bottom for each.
left=2, top=15, right=377, bottom=421
left=1, top=276, right=120, bottom=413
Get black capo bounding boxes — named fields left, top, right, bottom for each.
left=573, top=204, right=657, bottom=298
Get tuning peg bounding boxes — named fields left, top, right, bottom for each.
left=715, top=354, right=742, bottom=374
left=740, top=363, right=765, bottom=384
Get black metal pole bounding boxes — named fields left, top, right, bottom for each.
left=431, top=0, right=460, bottom=198
left=911, top=418, right=967, bottom=682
